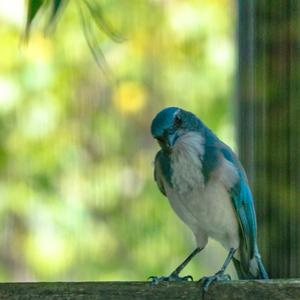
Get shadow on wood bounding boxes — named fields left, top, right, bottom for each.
left=0, top=280, right=299, bottom=299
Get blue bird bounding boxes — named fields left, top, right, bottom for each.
left=150, top=107, right=268, bottom=291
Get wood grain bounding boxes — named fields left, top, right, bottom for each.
left=0, top=280, right=299, bottom=300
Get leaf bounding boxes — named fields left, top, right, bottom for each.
left=78, top=1, right=112, bottom=78
left=83, top=0, right=125, bottom=43
left=46, top=0, right=68, bottom=32
left=25, top=0, right=44, bottom=39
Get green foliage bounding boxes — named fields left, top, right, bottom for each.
left=25, top=0, right=65, bottom=38
left=25, top=0, right=124, bottom=70
left=0, top=0, right=235, bottom=281
left=25, top=0, right=43, bottom=35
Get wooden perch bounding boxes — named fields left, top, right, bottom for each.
left=0, top=280, right=299, bottom=299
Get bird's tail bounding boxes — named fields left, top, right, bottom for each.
left=233, top=252, right=269, bottom=279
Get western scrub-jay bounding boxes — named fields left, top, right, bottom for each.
left=149, top=107, right=268, bottom=291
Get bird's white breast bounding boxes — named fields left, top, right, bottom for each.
left=164, top=132, right=240, bottom=250
left=170, top=132, right=205, bottom=193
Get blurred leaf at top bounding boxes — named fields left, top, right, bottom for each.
left=25, top=0, right=43, bottom=37
left=24, top=0, right=124, bottom=69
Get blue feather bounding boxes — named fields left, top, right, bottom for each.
left=151, top=107, right=179, bottom=138
left=220, top=146, right=267, bottom=278
left=154, top=150, right=172, bottom=195
left=202, top=128, right=220, bottom=183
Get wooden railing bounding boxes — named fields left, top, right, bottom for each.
left=0, top=280, right=299, bottom=299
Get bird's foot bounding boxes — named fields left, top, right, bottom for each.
left=149, top=273, right=193, bottom=285
left=200, top=271, right=231, bottom=292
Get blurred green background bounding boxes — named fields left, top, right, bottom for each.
left=0, top=0, right=236, bottom=281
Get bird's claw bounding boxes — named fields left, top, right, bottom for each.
left=200, top=271, right=231, bottom=292
left=149, top=274, right=193, bottom=285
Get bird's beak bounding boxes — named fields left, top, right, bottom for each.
left=167, top=133, right=178, bottom=147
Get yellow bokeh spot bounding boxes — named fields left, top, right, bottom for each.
left=24, top=33, right=53, bottom=62
left=113, top=81, right=146, bottom=114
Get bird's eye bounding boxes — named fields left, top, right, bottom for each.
left=174, top=114, right=182, bottom=127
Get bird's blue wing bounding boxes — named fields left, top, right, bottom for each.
left=154, top=150, right=170, bottom=196
left=230, top=176, right=257, bottom=260
left=220, top=147, right=257, bottom=264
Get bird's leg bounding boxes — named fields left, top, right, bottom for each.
left=200, top=247, right=237, bottom=292
left=169, top=247, right=202, bottom=279
left=149, top=247, right=202, bottom=284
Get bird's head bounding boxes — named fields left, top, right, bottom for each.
left=151, top=107, right=202, bottom=151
